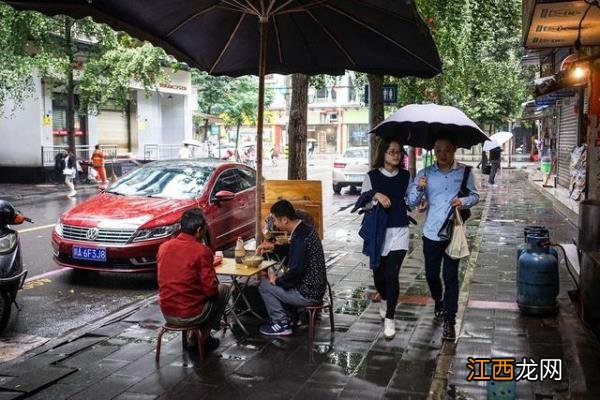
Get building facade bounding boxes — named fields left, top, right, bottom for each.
left=0, top=68, right=196, bottom=182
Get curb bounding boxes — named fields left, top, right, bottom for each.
left=0, top=185, right=99, bottom=204
left=526, top=177, right=579, bottom=228
left=2, top=294, right=158, bottom=368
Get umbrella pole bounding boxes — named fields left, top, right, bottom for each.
left=255, top=18, right=268, bottom=244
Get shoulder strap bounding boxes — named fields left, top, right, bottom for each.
left=459, top=166, right=471, bottom=196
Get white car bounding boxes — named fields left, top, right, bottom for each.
left=332, top=147, right=370, bottom=194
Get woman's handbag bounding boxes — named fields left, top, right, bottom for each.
left=482, top=163, right=491, bottom=175
left=446, top=208, right=470, bottom=260
left=437, top=207, right=455, bottom=241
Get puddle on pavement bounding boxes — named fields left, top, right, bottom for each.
left=231, top=372, right=266, bottom=382
left=335, top=298, right=370, bottom=316
left=327, top=351, right=365, bottom=375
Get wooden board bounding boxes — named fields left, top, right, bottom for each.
left=261, top=180, right=323, bottom=239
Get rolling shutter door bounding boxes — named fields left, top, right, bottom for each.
left=557, top=96, right=578, bottom=188
left=97, top=110, right=129, bottom=153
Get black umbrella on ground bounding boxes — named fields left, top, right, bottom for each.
left=7, top=0, right=442, bottom=240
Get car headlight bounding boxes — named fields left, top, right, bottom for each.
left=0, top=233, right=17, bottom=254
left=131, top=223, right=180, bottom=242
left=54, top=221, right=63, bottom=237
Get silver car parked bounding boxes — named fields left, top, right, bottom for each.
left=332, top=147, right=370, bottom=194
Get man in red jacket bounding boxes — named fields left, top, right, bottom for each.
left=157, top=208, right=229, bottom=352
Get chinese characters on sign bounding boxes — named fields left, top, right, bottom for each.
left=466, top=358, right=562, bottom=382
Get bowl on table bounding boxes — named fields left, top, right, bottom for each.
left=275, top=235, right=289, bottom=245
left=241, top=255, right=263, bottom=268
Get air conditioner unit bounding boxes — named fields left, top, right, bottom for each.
left=328, top=113, right=338, bottom=123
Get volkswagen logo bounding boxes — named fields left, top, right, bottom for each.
left=86, top=228, right=100, bottom=241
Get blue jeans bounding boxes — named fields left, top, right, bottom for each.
left=423, top=237, right=460, bottom=323
left=258, top=279, right=314, bottom=322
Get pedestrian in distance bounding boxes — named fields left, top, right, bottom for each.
left=91, top=144, right=108, bottom=188
left=179, top=143, right=192, bottom=159
left=354, top=139, right=411, bottom=340
left=488, top=146, right=502, bottom=186
left=156, top=208, right=230, bottom=353
left=63, top=149, right=77, bottom=197
left=408, top=136, right=479, bottom=341
left=270, top=147, right=278, bottom=167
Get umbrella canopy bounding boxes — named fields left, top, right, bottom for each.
left=6, top=1, right=442, bottom=78
left=7, top=1, right=441, bottom=240
left=483, top=131, right=513, bottom=151
left=370, top=104, right=489, bottom=150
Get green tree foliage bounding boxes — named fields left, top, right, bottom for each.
left=390, top=0, right=535, bottom=128
left=192, top=71, right=273, bottom=148
left=0, top=3, right=166, bottom=116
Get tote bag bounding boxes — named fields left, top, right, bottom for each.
left=445, top=208, right=470, bottom=260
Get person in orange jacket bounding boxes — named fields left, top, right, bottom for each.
left=91, top=144, right=108, bottom=187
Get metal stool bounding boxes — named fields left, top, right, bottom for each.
left=301, top=282, right=335, bottom=346
left=155, top=323, right=208, bottom=363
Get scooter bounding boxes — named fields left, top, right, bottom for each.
left=0, top=200, right=31, bottom=332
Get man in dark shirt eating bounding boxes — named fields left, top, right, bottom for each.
left=256, top=200, right=327, bottom=336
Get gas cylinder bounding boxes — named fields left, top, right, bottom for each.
left=516, top=225, right=558, bottom=261
left=517, top=234, right=559, bottom=315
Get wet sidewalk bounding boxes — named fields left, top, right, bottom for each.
left=1, top=170, right=599, bottom=400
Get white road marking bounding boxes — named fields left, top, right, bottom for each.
left=16, top=223, right=55, bottom=234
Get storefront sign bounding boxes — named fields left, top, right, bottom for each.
left=159, top=82, right=187, bottom=91
left=525, top=1, right=600, bottom=48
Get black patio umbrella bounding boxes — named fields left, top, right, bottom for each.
left=7, top=0, right=442, bottom=240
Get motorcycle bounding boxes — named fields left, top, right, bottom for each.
left=0, top=200, right=31, bottom=332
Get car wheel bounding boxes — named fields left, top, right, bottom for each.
left=333, top=183, right=342, bottom=195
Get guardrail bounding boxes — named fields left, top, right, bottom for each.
left=41, top=145, right=118, bottom=166
left=143, top=144, right=181, bottom=161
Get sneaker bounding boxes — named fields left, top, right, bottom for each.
left=442, top=321, right=456, bottom=341
left=259, top=319, right=293, bottom=336
left=204, top=336, right=220, bottom=352
left=383, top=318, right=396, bottom=340
left=378, top=302, right=387, bottom=320
left=67, top=190, right=77, bottom=197
left=434, top=301, right=444, bottom=321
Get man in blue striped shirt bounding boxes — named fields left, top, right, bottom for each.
left=408, top=138, right=479, bottom=341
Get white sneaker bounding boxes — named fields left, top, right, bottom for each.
left=378, top=302, right=387, bottom=320
left=384, top=318, right=396, bottom=340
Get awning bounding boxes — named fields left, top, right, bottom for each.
left=523, top=0, right=600, bottom=49
left=520, top=100, right=551, bottom=120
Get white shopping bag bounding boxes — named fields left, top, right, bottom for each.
left=445, top=208, right=470, bottom=260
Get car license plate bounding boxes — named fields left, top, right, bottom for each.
left=72, top=246, right=107, bottom=262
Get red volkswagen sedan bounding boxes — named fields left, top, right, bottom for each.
left=51, top=159, right=256, bottom=272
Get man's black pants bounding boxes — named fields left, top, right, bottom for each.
left=423, top=237, right=460, bottom=323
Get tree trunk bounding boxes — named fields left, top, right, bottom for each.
left=368, top=74, right=384, bottom=168
left=235, top=122, right=241, bottom=162
left=287, top=73, right=309, bottom=180
left=65, top=18, right=76, bottom=155
left=203, top=119, right=209, bottom=142
left=408, top=146, right=417, bottom=178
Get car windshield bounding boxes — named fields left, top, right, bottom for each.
left=344, top=149, right=368, bottom=158
left=106, top=165, right=214, bottom=199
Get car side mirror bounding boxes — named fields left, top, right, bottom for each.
left=214, top=190, right=235, bottom=203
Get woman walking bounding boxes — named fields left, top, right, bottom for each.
left=357, top=139, right=411, bottom=340
left=63, top=150, right=77, bottom=197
